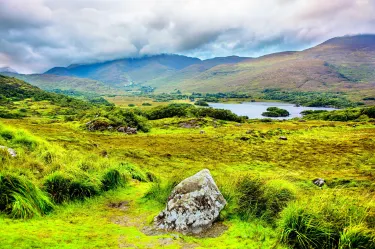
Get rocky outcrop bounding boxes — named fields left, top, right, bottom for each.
left=0, top=146, right=17, bottom=157
left=154, top=169, right=226, bottom=235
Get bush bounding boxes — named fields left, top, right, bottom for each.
left=128, top=104, right=136, bottom=107
left=105, top=109, right=150, bottom=132
left=43, top=173, right=99, bottom=204
left=191, top=107, right=247, bottom=122
left=0, top=173, right=54, bottom=219
left=195, top=100, right=209, bottom=106
left=142, top=103, right=152, bottom=106
left=146, top=103, right=192, bottom=120
left=101, top=169, right=127, bottom=191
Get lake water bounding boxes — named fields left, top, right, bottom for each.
left=208, top=102, right=337, bottom=119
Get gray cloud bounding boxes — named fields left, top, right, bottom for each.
left=0, top=0, right=375, bottom=73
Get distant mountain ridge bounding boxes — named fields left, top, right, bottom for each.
left=1, top=35, right=375, bottom=100
left=0, top=67, right=17, bottom=73
left=44, top=54, right=250, bottom=88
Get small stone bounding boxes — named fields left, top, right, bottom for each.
left=312, top=178, right=325, bottom=188
left=200, top=130, right=205, bottom=134
left=279, top=136, right=288, bottom=140
left=0, top=146, right=17, bottom=157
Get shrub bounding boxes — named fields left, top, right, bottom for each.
left=43, top=173, right=99, bottom=204
left=142, top=103, right=152, bottom=106
left=101, top=169, right=127, bottom=191
left=128, top=104, right=136, bottom=107
left=191, top=107, right=247, bottom=122
left=146, top=103, right=192, bottom=120
left=104, top=109, right=150, bottom=132
left=0, top=173, right=54, bottom=219
left=194, top=100, right=209, bottom=106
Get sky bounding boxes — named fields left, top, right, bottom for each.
left=0, top=0, right=375, bottom=73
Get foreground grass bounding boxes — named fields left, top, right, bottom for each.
left=1, top=117, right=374, bottom=248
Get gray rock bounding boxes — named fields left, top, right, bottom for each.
left=154, top=169, right=226, bottom=234
left=117, top=126, right=137, bottom=134
left=0, top=145, right=17, bottom=157
left=125, top=127, right=137, bottom=135
left=313, top=178, right=325, bottom=188
left=279, top=136, right=288, bottom=140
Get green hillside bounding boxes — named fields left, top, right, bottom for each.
left=1, top=73, right=120, bottom=96
left=143, top=35, right=375, bottom=101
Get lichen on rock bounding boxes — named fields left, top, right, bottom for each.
left=154, top=169, right=227, bottom=234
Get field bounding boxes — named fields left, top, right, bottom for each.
left=1, top=103, right=374, bottom=248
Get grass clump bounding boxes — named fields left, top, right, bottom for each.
left=101, top=169, right=127, bottom=191
left=120, top=163, right=148, bottom=182
left=143, top=179, right=179, bottom=205
left=43, top=173, right=100, bottom=204
left=278, top=193, right=374, bottom=249
left=236, top=176, right=296, bottom=222
left=338, top=225, right=375, bottom=249
left=0, top=173, right=54, bottom=219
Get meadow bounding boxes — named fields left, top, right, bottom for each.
left=0, top=89, right=375, bottom=248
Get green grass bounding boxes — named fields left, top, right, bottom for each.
left=0, top=106, right=375, bottom=248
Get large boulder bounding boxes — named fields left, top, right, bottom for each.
left=154, top=169, right=226, bottom=234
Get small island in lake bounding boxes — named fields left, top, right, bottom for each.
left=262, top=107, right=290, bottom=117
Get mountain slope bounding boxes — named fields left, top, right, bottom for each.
left=144, top=35, right=375, bottom=97
left=44, top=54, right=202, bottom=88
left=0, top=72, right=120, bottom=95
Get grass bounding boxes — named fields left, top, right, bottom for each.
left=0, top=104, right=375, bottom=247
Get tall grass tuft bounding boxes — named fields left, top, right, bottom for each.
left=43, top=172, right=99, bottom=204
left=120, top=163, right=148, bottom=182
left=338, top=225, right=375, bottom=249
left=278, top=193, right=373, bottom=249
left=143, top=179, right=180, bottom=205
left=0, top=173, right=54, bottom=219
left=101, top=169, right=127, bottom=191
left=236, top=176, right=296, bottom=222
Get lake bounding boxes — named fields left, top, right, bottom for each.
left=208, top=102, right=337, bottom=119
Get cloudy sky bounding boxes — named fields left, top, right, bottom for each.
left=1, top=0, right=375, bottom=73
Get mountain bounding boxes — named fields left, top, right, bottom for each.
left=143, top=35, right=375, bottom=99
left=0, top=67, right=17, bottom=73
left=21, top=34, right=375, bottom=100
left=0, top=72, right=121, bottom=96
left=43, top=54, right=250, bottom=89
left=44, top=54, right=202, bottom=88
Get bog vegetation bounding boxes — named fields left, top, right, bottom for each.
left=0, top=75, right=374, bottom=248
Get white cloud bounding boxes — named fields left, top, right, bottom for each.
left=0, top=0, right=374, bottom=73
